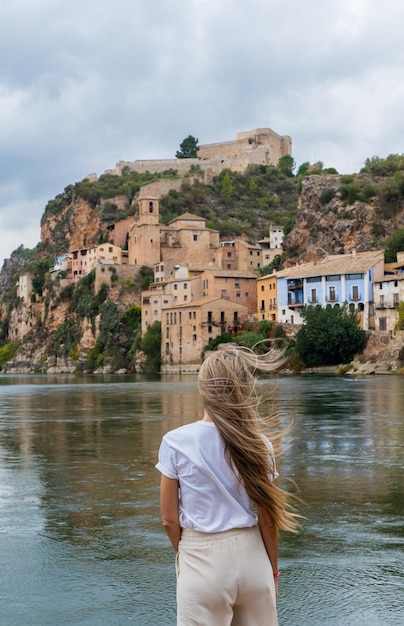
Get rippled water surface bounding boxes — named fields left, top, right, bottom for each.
left=0, top=374, right=403, bottom=625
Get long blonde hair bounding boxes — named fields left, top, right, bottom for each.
left=198, top=344, right=300, bottom=534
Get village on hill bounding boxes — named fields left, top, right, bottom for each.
left=4, top=128, right=404, bottom=374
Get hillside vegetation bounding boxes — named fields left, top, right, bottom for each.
left=1, top=152, right=404, bottom=373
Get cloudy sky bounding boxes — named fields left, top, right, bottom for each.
left=1, top=0, right=404, bottom=261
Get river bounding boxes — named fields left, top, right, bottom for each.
left=0, top=374, right=403, bottom=625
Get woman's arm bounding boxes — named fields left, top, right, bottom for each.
left=160, top=475, right=181, bottom=551
left=258, top=506, right=279, bottom=599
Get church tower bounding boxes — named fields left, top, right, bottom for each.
left=128, top=195, right=161, bottom=266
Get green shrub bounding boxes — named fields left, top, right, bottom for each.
left=340, top=183, right=361, bottom=205
left=295, top=304, right=367, bottom=366
left=0, top=341, right=20, bottom=369
left=320, top=188, right=336, bottom=205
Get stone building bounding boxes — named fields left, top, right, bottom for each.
left=16, top=273, right=33, bottom=302
left=161, top=297, right=248, bottom=373
left=128, top=195, right=220, bottom=268
left=258, top=224, right=284, bottom=267
left=91, top=127, right=292, bottom=181
left=71, top=243, right=128, bottom=281
left=199, top=269, right=257, bottom=315
left=374, top=252, right=404, bottom=332
left=141, top=275, right=202, bottom=334
left=217, top=239, right=263, bottom=272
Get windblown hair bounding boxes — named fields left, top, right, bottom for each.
left=198, top=344, right=300, bottom=534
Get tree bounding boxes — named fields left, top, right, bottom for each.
left=176, top=135, right=199, bottom=159
left=277, top=155, right=296, bottom=177
left=140, top=322, right=162, bottom=372
left=295, top=304, right=367, bottom=366
left=221, top=171, right=233, bottom=205
left=259, top=255, right=282, bottom=276
left=384, top=227, right=404, bottom=263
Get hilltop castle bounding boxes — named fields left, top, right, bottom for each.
left=89, top=127, right=292, bottom=181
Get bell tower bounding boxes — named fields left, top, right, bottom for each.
left=128, top=195, right=161, bottom=266
left=138, top=197, right=159, bottom=225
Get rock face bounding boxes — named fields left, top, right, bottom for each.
left=2, top=170, right=404, bottom=374
left=41, top=197, right=105, bottom=253
left=283, top=174, right=404, bottom=265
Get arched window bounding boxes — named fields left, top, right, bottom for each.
left=149, top=201, right=154, bottom=213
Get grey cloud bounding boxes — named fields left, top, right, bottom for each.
left=1, top=0, right=404, bottom=259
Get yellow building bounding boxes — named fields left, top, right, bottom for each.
left=257, top=273, right=278, bottom=321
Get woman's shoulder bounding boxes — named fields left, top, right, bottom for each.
left=164, top=420, right=205, bottom=439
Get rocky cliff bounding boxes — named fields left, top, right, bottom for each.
left=284, top=174, right=404, bottom=265
left=1, top=161, right=404, bottom=375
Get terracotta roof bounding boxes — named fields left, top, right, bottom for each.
left=203, top=269, right=257, bottom=278
left=275, top=250, right=384, bottom=279
left=168, top=212, right=206, bottom=223
left=162, top=297, right=248, bottom=310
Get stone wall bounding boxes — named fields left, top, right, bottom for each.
left=95, top=127, right=292, bottom=181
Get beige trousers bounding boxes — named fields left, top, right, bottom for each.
left=176, top=526, right=278, bottom=626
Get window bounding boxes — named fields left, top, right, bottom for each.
left=394, top=293, right=399, bottom=307
left=233, top=312, right=238, bottom=322
left=193, top=234, right=198, bottom=242
left=193, top=334, right=197, bottom=341
left=261, top=300, right=265, bottom=311
left=329, top=286, right=336, bottom=301
left=220, top=312, right=225, bottom=323
left=379, top=295, right=385, bottom=307
left=184, top=283, right=188, bottom=289
left=207, top=311, right=212, bottom=323
left=149, top=201, right=154, bottom=213
left=306, top=276, right=321, bottom=283
left=236, top=292, right=241, bottom=298
left=189, top=312, right=192, bottom=319
left=227, top=252, right=232, bottom=258
left=326, top=275, right=341, bottom=281
left=352, top=285, right=359, bottom=300
left=109, top=247, right=113, bottom=253
left=346, top=273, right=364, bottom=280
left=261, top=285, right=265, bottom=291
left=379, top=317, right=387, bottom=331
left=179, top=312, right=182, bottom=323
left=311, top=288, right=317, bottom=303
left=184, top=295, right=188, bottom=301
left=174, top=284, right=178, bottom=290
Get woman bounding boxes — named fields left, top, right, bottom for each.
left=156, top=344, right=299, bottom=626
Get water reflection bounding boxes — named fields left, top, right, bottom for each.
left=0, top=374, right=403, bottom=625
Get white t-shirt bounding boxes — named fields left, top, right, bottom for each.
left=156, top=420, right=277, bottom=533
